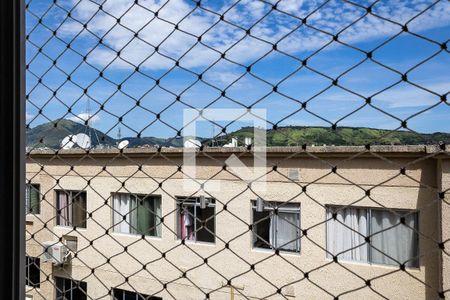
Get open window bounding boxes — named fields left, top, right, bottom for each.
left=112, top=288, right=162, bottom=300
left=176, top=197, right=215, bottom=243
left=112, top=193, right=162, bottom=237
left=252, top=201, right=301, bottom=253
left=56, top=190, right=87, bottom=228
left=25, top=256, right=40, bottom=288
left=55, top=277, right=87, bottom=300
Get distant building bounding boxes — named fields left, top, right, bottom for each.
left=25, top=146, right=450, bottom=299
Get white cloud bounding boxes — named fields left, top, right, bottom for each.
left=68, top=113, right=101, bottom=124
left=57, top=0, right=450, bottom=75
left=373, top=82, right=447, bottom=108
left=26, top=112, right=34, bottom=121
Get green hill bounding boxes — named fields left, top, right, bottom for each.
left=26, top=120, right=450, bottom=149
left=26, top=119, right=115, bottom=149
left=216, top=126, right=450, bottom=146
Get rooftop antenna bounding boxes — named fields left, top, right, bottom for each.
left=83, top=97, right=101, bottom=147
left=118, top=139, right=129, bottom=150
left=117, top=126, right=122, bottom=140
left=75, top=133, right=91, bottom=150
left=184, top=139, right=201, bottom=149
left=210, top=124, right=216, bottom=147
left=61, top=135, right=77, bottom=149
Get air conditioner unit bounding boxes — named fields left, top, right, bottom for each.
left=41, top=241, right=70, bottom=265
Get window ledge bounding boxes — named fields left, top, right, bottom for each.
left=54, top=226, right=87, bottom=232
left=111, top=232, right=162, bottom=240
left=251, top=247, right=301, bottom=256
left=325, top=257, right=421, bottom=271
left=176, top=239, right=216, bottom=247
left=26, top=214, right=40, bottom=222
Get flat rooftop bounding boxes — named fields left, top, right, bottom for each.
left=27, top=145, right=449, bottom=158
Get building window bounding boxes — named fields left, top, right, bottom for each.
left=252, top=201, right=301, bottom=253
left=56, top=190, right=87, bottom=228
left=55, top=277, right=87, bottom=300
left=26, top=184, right=40, bottom=214
left=112, top=193, right=162, bottom=237
left=25, top=256, right=40, bottom=288
left=176, top=197, right=215, bottom=243
left=112, top=288, right=162, bottom=300
left=326, top=206, right=419, bottom=267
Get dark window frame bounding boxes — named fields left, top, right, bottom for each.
left=25, top=256, right=40, bottom=288
left=251, top=201, right=301, bottom=253
left=112, top=287, right=162, bottom=300
left=176, top=196, right=216, bottom=244
left=55, top=276, right=87, bottom=300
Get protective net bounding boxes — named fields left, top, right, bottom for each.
left=25, top=0, right=449, bottom=299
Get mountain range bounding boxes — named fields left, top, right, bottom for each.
left=26, top=119, right=450, bottom=149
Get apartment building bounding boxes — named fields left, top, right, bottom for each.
left=25, top=145, right=450, bottom=299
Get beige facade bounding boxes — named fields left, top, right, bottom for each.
left=25, top=146, right=449, bottom=299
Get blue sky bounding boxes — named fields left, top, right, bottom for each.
left=26, top=0, right=450, bottom=138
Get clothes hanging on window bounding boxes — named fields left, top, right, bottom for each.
left=180, top=209, right=195, bottom=240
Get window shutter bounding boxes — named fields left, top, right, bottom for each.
left=30, top=185, right=40, bottom=214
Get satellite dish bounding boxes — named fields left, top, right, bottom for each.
left=61, top=135, right=77, bottom=149
left=118, top=140, right=129, bottom=150
left=184, top=139, right=201, bottom=148
left=75, top=133, right=91, bottom=149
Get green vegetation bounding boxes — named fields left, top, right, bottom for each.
left=218, top=126, right=450, bottom=146
left=26, top=119, right=115, bottom=148
left=27, top=120, right=450, bottom=149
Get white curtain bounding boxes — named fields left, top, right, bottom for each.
left=269, top=212, right=275, bottom=248
left=155, top=198, right=162, bottom=237
left=113, top=193, right=131, bottom=233
left=327, top=208, right=368, bottom=262
left=276, top=212, right=299, bottom=251
left=370, top=210, right=418, bottom=267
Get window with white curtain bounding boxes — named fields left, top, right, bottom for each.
left=112, top=193, right=162, bottom=237
left=252, top=201, right=300, bottom=253
left=326, top=206, right=419, bottom=267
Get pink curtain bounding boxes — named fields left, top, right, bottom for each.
left=180, top=210, right=195, bottom=240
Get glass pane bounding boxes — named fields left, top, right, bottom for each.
left=370, top=210, right=419, bottom=267
left=72, top=192, right=87, bottom=228
left=136, top=197, right=154, bottom=236
left=276, top=212, right=299, bottom=252
left=326, top=207, right=368, bottom=262
left=253, top=210, right=272, bottom=249
left=196, top=206, right=215, bottom=243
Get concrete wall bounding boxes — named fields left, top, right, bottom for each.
left=25, top=153, right=442, bottom=299
left=438, top=159, right=450, bottom=297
